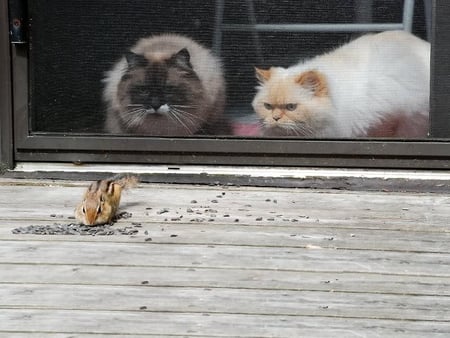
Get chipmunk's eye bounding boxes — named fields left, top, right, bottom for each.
left=264, top=103, right=273, bottom=110
left=82, top=207, right=86, bottom=214
left=285, top=103, right=297, bottom=111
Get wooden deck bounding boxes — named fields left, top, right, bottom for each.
left=0, top=177, right=449, bottom=337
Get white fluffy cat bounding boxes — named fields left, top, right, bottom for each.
left=252, top=30, right=430, bottom=138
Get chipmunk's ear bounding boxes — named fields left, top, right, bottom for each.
left=296, top=70, right=328, bottom=97
left=107, top=182, right=115, bottom=195
left=255, top=67, right=272, bottom=83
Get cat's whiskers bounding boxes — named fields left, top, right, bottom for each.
left=123, top=106, right=145, bottom=116
left=168, top=109, right=195, bottom=134
left=123, top=107, right=148, bottom=129
left=263, top=118, right=315, bottom=137
left=169, top=105, right=209, bottom=134
left=170, top=107, right=205, bottom=122
left=289, top=122, right=315, bottom=137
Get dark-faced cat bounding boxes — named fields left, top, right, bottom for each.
left=103, top=34, right=229, bottom=136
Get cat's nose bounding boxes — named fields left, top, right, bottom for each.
left=150, top=97, right=161, bottom=111
left=272, top=110, right=284, bottom=121
left=272, top=113, right=283, bottom=121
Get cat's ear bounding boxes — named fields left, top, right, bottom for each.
left=171, top=48, right=193, bottom=69
left=296, top=70, right=328, bottom=97
left=255, top=67, right=272, bottom=83
left=125, top=52, right=147, bottom=68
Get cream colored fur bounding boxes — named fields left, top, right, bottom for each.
left=252, top=31, right=430, bottom=138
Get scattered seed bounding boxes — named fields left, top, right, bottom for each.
left=170, top=234, right=178, bottom=238
left=157, top=208, right=169, bottom=215
left=116, top=211, right=132, bottom=220
left=145, top=237, right=152, bottom=242
left=190, top=200, right=197, bottom=204
left=141, top=281, right=149, bottom=285
left=11, top=222, right=141, bottom=236
left=211, top=200, right=218, bottom=203
left=255, top=217, right=263, bottom=221
left=139, top=306, right=147, bottom=310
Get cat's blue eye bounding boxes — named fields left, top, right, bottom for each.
left=285, top=103, right=297, bottom=111
left=264, top=103, right=273, bottom=110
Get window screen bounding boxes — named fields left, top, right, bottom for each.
left=28, top=0, right=431, bottom=140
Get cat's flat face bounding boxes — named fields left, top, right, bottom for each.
left=116, top=49, right=207, bottom=135
left=252, top=67, right=333, bottom=137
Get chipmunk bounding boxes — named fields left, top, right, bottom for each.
left=75, top=175, right=138, bottom=226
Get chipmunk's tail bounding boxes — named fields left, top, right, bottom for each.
left=111, top=174, right=139, bottom=190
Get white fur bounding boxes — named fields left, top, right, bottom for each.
left=102, top=59, right=127, bottom=127
left=255, top=31, right=430, bottom=137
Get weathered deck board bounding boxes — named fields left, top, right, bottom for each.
left=3, top=264, right=450, bottom=296
left=1, top=309, right=450, bottom=337
left=1, top=240, right=448, bottom=276
left=1, top=220, right=449, bottom=253
left=1, top=182, right=450, bottom=233
left=0, top=178, right=449, bottom=337
left=2, top=283, right=449, bottom=321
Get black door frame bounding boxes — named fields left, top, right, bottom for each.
left=1, top=0, right=450, bottom=170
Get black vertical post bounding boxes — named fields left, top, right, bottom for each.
left=430, top=0, right=450, bottom=138
left=0, top=0, right=14, bottom=170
